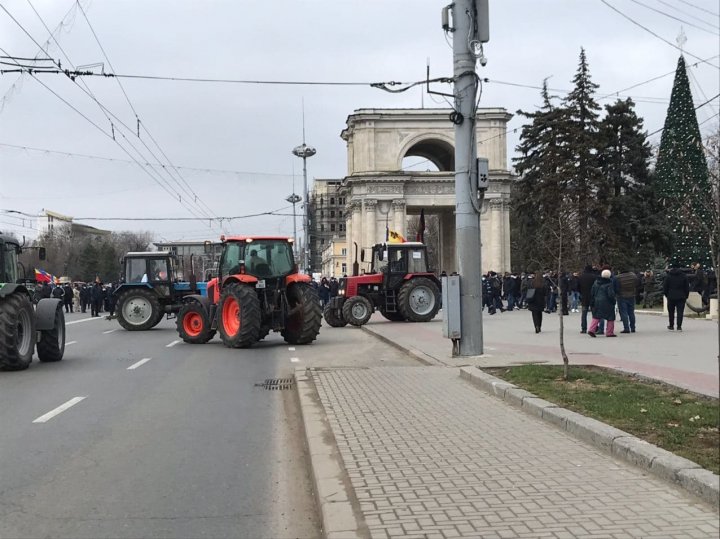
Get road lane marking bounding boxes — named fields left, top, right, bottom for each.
left=66, top=317, right=104, bottom=325
left=127, top=357, right=152, bottom=370
left=166, top=340, right=181, bottom=348
left=103, top=329, right=118, bottom=334
left=288, top=347, right=296, bottom=351
left=290, top=357, right=300, bottom=363
left=32, top=397, right=86, bottom=424
left=65, top=341, right=77, bottom=346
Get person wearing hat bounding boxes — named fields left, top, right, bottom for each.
left=588, top=269, right=617, bottom=337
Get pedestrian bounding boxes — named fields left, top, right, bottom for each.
left=80, top=284, right=89, bottom=313
left=63, top=282, right=74, bottom=313
left=588, top=269, right=617, bottom=338
left=663, top=263, right=690, bottom=331
left=559, top=271, right=569, bottom=316
left=40, top=281, right=52, bottom=299
left=568, top=271, right=580, bottom=312
left=51, top=284, right=64, bottom=301
left=579, top=265, right=603, bottom=334
left=329, top=277, right=339, bottom=298
left=544, top=271, right=556, bottom=314
left=482, top=274, right=495, bottom=315
left=642, top=269, right=655, bottom=308
left=107, top=284, right=117, bottom=318
left=319, top=277, right=330, bottom=307
left=73, top=284, right=81, bottom=312
left=526, top=272, right=546, bottom=333
left=616, top=268, right=639, bottom=333
left=692, top=262, right=708, bottom=306
left=90, top=281, right=103, bottom=317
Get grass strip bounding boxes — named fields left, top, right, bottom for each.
left=484, top=365, right=720, bottom=475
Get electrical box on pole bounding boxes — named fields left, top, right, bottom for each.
left=441, top=274, right=461, bottom=340
left=477, top=157, right=489, bottom=190
left=475, top=0, right=490, bottom=43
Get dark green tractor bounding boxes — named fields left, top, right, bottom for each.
left=0, top=234, right=65, bottom=371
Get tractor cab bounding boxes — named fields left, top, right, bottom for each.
left=1, top=236, right=20, bottom=285
left=122, top=252, right=177, bottom=296
left=218, top=237, right=296, bottom=288
left=371, top=242, right=430, bottom=290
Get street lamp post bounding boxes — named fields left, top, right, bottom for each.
left=285, top=192, right=301, bottom=258
left=292, top=142, right=316, bottom=273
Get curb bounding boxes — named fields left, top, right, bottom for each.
left=295, top=368, right=369, bottom=539
left=459, top=366, right=719, bottom=508
left=360, top=324, right=446, bottom=366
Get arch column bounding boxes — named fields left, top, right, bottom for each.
left=364, top=200, right=377, bottom=271
left=392, top=200, right=406, bottom=238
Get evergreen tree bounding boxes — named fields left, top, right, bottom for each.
left=79, top=242, right=99, bottom=282
left=560, top=48, right=603, bottom=263
left=597, top=98, right=664, bottom=268
left=654, top=55, right=711, bottom=267
left=512, top=81, right=567, bottom=269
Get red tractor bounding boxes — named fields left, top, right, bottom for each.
left=323, top=242, right=441, bottom=327
left=175, top=236, right=321, bottom=347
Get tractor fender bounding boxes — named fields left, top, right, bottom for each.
left=113, top=283, right=154, bottom=297
left=35, top=298, right=63, bottom=330
left=181, top=294, right=212, bottom=311
left=0, top=283, right=28, bottom=298
left=285, top=273, right=311, bottom=286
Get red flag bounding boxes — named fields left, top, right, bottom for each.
left=417, top=208, right=426, bottom=243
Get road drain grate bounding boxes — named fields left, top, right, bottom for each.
left=255, top=378, right=294, bottom=390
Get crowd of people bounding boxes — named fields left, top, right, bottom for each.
left=35, top=281, right=117, bottom=318
left=309, top=276, right=341, bottom=307
left=481, top=263, right=717, bottom=336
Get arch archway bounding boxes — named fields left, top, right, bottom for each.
left=398, top=135, right=455, bottom=171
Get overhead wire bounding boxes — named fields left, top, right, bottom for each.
left=3, top=2, right=218, bottom=229
left=677, top=0, right=719, bottom=17
left=626, top=0, right=719, bottom=35
left=599, top=0, right=720, bottom=68
left=654, top=0, right=720, bottom=30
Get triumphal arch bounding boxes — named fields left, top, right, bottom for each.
left=340, top=108, right=513, bottom=274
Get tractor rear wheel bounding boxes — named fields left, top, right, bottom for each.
left=342, top=296, right=373, bottom=327
left=0, top=292, right=36, bottom=371
left=397, top=278, right=440, bottom=322
left=117, top=289, right=161, bottom=331
left=380, top=309, right=405, bottom=322
left=177, top=302, right=216, bottom=344
left=37, top=302, right=65, bottom=362
left=282, top=283, right=322, bottom=344
left=218, top=283, right=260, bottom=348
left=323, top=304, right=347, bottom=327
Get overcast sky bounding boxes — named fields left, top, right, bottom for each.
left=1, top=0, right=718, bottom=243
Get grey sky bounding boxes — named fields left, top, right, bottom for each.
left=1, top=0, right=718, bottom=243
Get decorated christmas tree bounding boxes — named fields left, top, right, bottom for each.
left=655, top=55, right=711, bottom=267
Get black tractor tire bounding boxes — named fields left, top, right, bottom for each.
left=150, top=309, right=165, bottom=329
left=282, top=283, right=322, bottom=345
left=116, top=289, right=161, bottom=331
left=397, top=277, right=441, bottom=322
left=380, top=309, right=405, bottom=322
left=323, top=304, right=348, bottom=327
left=176, top=302, right=216, bottom=344
left=37, top=303, right=65, bottom=362
left=342, top=295, right=373, bottom=327
left=218, top=283, right=260, bottom=348
left=0, top=292, right=36, bottom=371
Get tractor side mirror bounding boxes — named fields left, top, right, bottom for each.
left=38, top=247, right=46, bottom=260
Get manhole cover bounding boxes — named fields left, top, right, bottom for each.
left=255, top=378, right=294, bottom=390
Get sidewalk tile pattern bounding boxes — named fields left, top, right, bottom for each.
left=313, top=367, right=718, bottom=539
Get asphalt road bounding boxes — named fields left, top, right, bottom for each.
left=0, top=311, right=416, bottom=539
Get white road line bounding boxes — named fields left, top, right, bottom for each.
left=290, top=357, right=300, bottom=363
left=127, top=357, right=152, bottom=370
left=32, top=396, right=86, bottom=424
left=65, top=317, right=104, bottom=325
left=103, top=329, right=118, bottom=334
left=166, top=340, right=181, bottom=348
left=65, top=341, right=77, bottom=346
left=288, top=347, right=296, bottom=351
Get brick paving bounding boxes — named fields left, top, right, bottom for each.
left=312, top=366, right=719, bottom=539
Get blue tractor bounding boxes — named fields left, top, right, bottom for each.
left=113, top=252, right=206, bottom=331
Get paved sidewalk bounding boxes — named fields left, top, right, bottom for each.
left=311, top=366, right=718, bottom=539
left=361, top=311, right=719, bottom=397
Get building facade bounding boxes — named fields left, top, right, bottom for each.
left=308, top=179, right=347, bottom=272
left=320, top=240, right=348, bottom=278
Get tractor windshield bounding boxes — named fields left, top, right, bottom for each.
left=2, top=242, right=18, bottom=283
left=244, top=240, right=294, bottom=278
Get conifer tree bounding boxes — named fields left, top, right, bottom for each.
left=654, top=56, right=711, bottom=267
left=560, top=48, right=603, bottom=263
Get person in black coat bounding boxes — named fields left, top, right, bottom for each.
left=588, top=270, right=617, bottom=337
left=90, top=282, right=103, bottom=317
left=663, top=264, right=690, bottom=331
left=579, top=265, right=604, bottom=334
left=526, top=273, right=547, bottom=333
left=63, top=283, right=74, bottom=313
left=40, top=282, right=52, bottom=299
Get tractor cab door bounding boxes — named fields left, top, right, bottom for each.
left=384, top=247, right=408, bottom=291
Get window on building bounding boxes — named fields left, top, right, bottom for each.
left=320, top=210, right=324, bottom=218
left=320, top=197, right=324, bottom=206
left=339, top=210, right=343, bottom=218
left=341, top=248, right=347, bottom=256
left=341, top=263, right=347, bottom=274
left=330, top=224, right=336, bottom=232
left=330, top=210, right=335, bottom=218
left=320, top=224, right=324, bottom=232
left=330, top=197, right=335, bottom=205
left=321, top=238, right=325, bottom=245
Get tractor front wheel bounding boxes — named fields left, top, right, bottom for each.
left=116, top=289, right=161, bottom=331
left=323, top=304, right=348, bottom=327
left=37, top=302, right=65, bottom=362
left=0, top=292, right=36, bottom=371
left=218, top=283, right=260, bottom=348
left=397, top=278, right=440, bottom=322
left=177, top=302, right=216, bottom=344
left=282, top=283, right=322, bottom=344
left=342, top=296, right=373, bottom=327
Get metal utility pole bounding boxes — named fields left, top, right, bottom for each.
left=451, top=0, right=489, bottom=356
left=292, top=105, right=316, bottom=273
